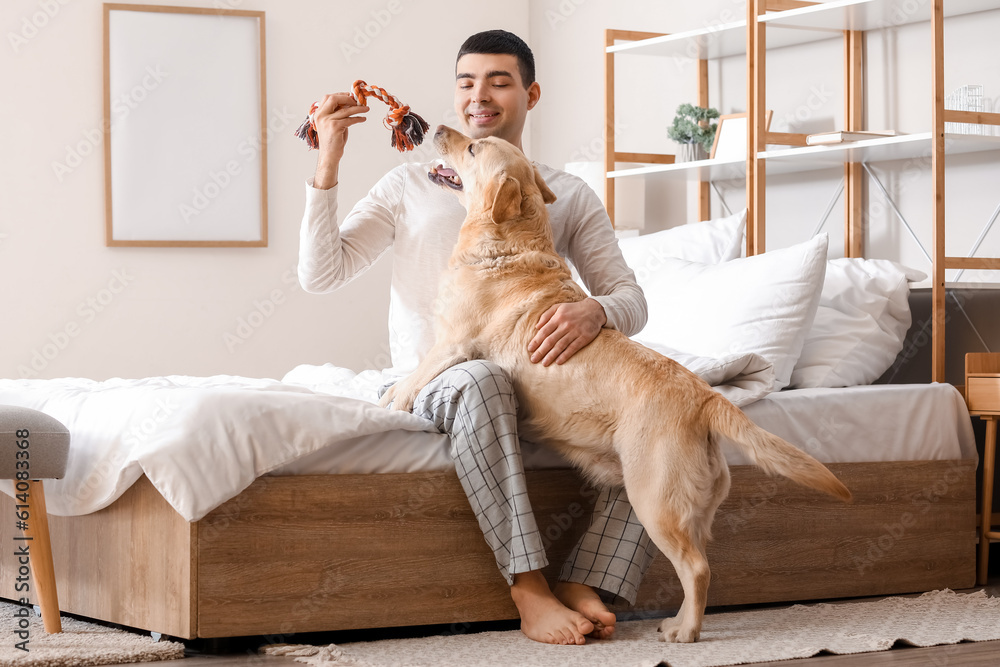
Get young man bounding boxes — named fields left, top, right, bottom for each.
left=298, top=30, right=655, bottom=646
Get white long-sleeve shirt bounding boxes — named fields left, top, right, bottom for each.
left=298, top=160, right=647, bottom=377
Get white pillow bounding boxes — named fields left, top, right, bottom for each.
left=634, top=233, right=828, bottom=390
left=618, top=209, right=746, bottom=285
left=789, top=259, right=926, bottom=388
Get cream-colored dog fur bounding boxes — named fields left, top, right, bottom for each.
left=380, top=125, right=851, bottom=643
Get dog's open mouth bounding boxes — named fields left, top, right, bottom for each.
left=428, top=161, right=463, bottom=191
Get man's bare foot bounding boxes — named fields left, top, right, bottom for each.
left=554, top=581, right=617, bottom=639
left=510, top=571, right=595, bottom=645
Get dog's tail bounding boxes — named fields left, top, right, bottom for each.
left=706, top=395, right=852, bottom=502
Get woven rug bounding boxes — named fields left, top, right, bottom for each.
left=0, top=601, right=185, bottom=666
left=262, top=589, right=1000, bottom=667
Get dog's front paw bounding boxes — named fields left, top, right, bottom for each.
left=657, top=618, right=700, bottom=643
left=377, top=384, right=397, bottom=409
left=392, top=393, right=415, bottom=412
left=384, top=384, right=416, bottom=412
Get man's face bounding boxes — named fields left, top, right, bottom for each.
left=454, top=53, right=540, bottom=151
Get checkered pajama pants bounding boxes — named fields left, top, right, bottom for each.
left=394, top=359, right=659, bottom=604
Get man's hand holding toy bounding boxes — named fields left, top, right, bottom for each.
left=296, top=80, right=430, bottom=152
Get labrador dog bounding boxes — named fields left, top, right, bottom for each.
left=379, top=125, right=851, bottom=643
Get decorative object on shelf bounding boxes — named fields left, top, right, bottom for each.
left=667, top=103, right=719, bottom=161
left=711, top=111, right=773, bottom=161
left=806, top=130, right=899, bottom=145
left=677, top=143, right=706, bottom=162
left=945, top=84, right=987, bottom=136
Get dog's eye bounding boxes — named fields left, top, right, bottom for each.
left=468, top=144, right=475, bottom=156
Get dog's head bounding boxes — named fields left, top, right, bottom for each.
left=428, top=125, right=556, bottom=224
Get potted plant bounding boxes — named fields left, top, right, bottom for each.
left=668, top=103, right=720, bottom=162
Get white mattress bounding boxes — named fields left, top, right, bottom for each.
left=270, top=383, right=978, bottom=476
left=0, top=371, right=975, bottom=522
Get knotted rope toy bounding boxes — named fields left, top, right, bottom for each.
left=295, top=80, right=430, bottom=152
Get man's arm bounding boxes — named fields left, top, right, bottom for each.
left=297, top=172, right=401, bottom=294
left=565, top=190, right=647, bottom=337
left=528, top=181, right=647, bottom=366
left=297, top=91, right=399, bottom=294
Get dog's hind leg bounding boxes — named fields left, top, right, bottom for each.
left=622, top=448, right=726, bottom=643
left=651, top=537, right=710, bottom=643
left=637, top=512, right=711, bottom=643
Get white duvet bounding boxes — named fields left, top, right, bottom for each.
left=0, top=349, right=773, bottom=522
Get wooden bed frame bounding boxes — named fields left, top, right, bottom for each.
left=0, top=459, right=976, bottom=640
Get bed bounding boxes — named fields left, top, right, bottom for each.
left=0, top=380, right=977, bottom=640
left=0, top=218, right=984, bottom=641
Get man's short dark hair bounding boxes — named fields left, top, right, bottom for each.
left=456, top=30, right=535, bottom=88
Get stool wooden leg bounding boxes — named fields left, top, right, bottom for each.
left=979, top=417, right=997, bottom=586
left=23, top=480, right=61, bottom=633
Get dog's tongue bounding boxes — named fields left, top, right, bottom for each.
left=428, top=162, right=463, bottom=190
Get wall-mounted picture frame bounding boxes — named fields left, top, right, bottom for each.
left=710, top=111, right=773, bottom=161
left=103, top=4, right=267, bottom=247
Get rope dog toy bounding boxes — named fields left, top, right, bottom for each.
left=295, top=80, right=430, bottom=152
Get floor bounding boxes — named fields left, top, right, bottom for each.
left=111, top=553, right=1000, bottom=667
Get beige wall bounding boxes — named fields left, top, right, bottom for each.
left=3, top=0, right=999, bottom=381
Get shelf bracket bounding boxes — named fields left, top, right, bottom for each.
left=811, top=178, right=846, bottom=239
left=710, top=182, right=734, bottom=218
left=953, top=199, right=1000, bottom=282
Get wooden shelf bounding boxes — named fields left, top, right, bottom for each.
left=762, top=0, right=1000, bottom=32
left=761, top=132, right=1000, bottom=166
left=608, top=133, right=1000, bottom=181
left=608, top=157, right=745, bottom=181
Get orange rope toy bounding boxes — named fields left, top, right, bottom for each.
left=295, top=80, right=430, bottom=152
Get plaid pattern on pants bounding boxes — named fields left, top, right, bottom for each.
left=395, top=359, right=655, bottom=603
left=557, top=486, right=660, bottom=604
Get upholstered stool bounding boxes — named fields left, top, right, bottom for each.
left=1, top=406, right=69, bottom=633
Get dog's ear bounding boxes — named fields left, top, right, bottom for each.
left=533, top=166, right=557, bottom=204
left=490, top=173, right=523, bottom=223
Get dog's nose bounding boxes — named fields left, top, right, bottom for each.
left=435, top=125, right=448, bottom=138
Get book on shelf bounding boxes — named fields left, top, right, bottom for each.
left=805, top=130, right=899, bottom=145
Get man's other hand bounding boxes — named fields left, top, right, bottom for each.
left=528, top=298, right=607, bottom=366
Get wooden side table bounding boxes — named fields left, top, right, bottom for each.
left=966, top=353, right=1000, bottom=586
